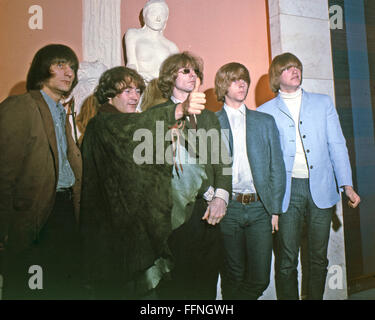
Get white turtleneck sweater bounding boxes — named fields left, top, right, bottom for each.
left=279, top=88, right=309, bottom=178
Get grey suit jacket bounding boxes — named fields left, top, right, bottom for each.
left=216, top=107, right=286, bottom=214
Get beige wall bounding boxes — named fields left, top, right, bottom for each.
left=0, top=0, right=83, bottom=102
left=0, top=0, right=273, bottom=109
left=122, top=0, right=274, bottom=110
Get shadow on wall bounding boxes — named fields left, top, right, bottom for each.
left=122, top=32, right=129, bottom=67
left=255, top=74, right=275, bottom=108
left=8, top=81, right=27, bottom=98
left=204, top=88, right=222, bottom=112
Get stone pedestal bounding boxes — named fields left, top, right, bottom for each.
left=82, top=0, right=122, bottom=68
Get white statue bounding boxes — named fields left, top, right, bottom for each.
left=65, top=60, right=108, bottom=142
left=72, top=61, right=108, bottom=115
left=125, top=0, right=179, bottom=83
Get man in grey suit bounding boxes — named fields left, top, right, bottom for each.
left=215, top=62, right=286, bottom=299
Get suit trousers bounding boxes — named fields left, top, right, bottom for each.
left=3, top=190, right=83, bottom=300
left=220, top=199, right=273, bottom=300
left=158, top=198, right=222, bottom=300
left=274, top=178, right=333, bottom=300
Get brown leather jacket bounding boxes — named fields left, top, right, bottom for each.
left=0, top=90, right=82, bottom=253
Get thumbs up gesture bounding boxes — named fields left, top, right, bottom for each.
left=175, top=78, right=206, bottom=120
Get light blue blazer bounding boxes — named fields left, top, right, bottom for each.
left=258, top=89, right=353, bottom=212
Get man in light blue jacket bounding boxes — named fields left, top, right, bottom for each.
left=258, top=52, right=360, bottom=300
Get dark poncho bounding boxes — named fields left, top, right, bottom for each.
left=80, top=102, right=190, bottom=298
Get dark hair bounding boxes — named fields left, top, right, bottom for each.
left=158, top=51, right=203, bottom=99
left=215, top=62, right=250, bottom=102
left=26, top=44, right=79, bottom=95
left=269, top=52, right=303, bottom=92
left=94, top=66, right=145, bottom=105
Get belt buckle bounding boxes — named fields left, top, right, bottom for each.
left=57, top=188, right=72, bottom=200
left=242, top=194, right=250, bottom=204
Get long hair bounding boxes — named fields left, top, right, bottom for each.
left=158, top=52, right=203, bottom=99
left=269, top=52, right=303, bottom=93
left=215, top=62, right=250, bottom=102
left=26, top=44, right=79, bottom=95
left=140, top=78, right=167, bottom=111
left=94, top=66, right=145, bottom=105
left=76, top=95, right=100, bottom=146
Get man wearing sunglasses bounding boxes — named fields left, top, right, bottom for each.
left=75, top=52, right=230, bottom=300
left=155, top=52, right=232, bottom=299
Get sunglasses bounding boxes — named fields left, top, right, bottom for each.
left=179, top=68, right=200, bottom=75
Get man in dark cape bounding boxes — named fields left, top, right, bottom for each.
left=79, top=64, right=221, bottom=299
left=80, top=103, right=180, bottom=299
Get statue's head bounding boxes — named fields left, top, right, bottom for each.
left=143, top=0, right=169, bottom=31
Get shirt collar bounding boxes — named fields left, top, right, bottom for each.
left=40, top=90, right=64, bottom=110
left=224, top=103, right=246, bottom=116
left=279, top=87, right=302, bottom=100
left=171, top=96, right=182, bottom=104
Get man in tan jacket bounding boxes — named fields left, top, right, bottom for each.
left=0, top=44, right=82, bottom=299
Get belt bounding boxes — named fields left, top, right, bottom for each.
left=232, top=192, right=259, bottom=204
left=56, top=187, right=72, bottom=201
left=57, top=187, right=72, bottom=193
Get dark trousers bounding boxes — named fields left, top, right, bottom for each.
left=274, top=178, right=333, bottom=300
left=3, top=190, right=83, bottom=300
left=158, top=198, right=221, bottom=300
left=220, top=200, right=273, bottom=300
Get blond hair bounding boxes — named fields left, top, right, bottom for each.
left=76, top=95, right=100, bottom=146
left=214, top=62, right=250, bottom=102
left=269, top=52, right=303, bottom=93
left=140, top=78, right=167, bottom=111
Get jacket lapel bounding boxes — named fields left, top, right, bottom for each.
left=245, top=108, right=257, bottom=171
left=276, top=94, right=294, bottom=121
left=299, top=89, right=310, bottom=120
left=216, top=109, right=233, bottom=157
left=29, top=90, right=59, bottom=177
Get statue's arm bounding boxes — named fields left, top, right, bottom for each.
left=168, top=40, right=179, bottom=54
left=124, top=29, right=139, bottom=71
